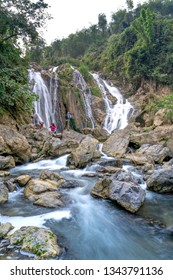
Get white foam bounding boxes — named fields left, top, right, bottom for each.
left=0, top=210, right=71, bottom=233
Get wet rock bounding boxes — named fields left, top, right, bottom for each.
left=0, top=183, right=8, bottom=204
left=24, top=179, right=64, bottom=207
left=67, top=135, right=101, bottom=168
left=147, top=167, right=173, bottom=193
left=24, top=179, right=59, bottom=201
left=0, top=223, right=14, bottom=239
left=0, top=155, right=15, bottom=170
left=95, top=166, right=121, bottom=174
left=4, top=180, right=18, bottom=192
left=60, top=180, right=81, bottom=189
left=39, top=170, right=64, bottom=182
left=0, top=171, right=10, bottom=177
left=8, top=226, right=61, bottom=258
left=33, top=192, right=64, bottom=208
left=14, top=175, right=31, bottom=187
left=91, top=170, right=146, bottom=213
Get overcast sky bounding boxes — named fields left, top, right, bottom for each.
left=42, top=0, right=146, bottom=45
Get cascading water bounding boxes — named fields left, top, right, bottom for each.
left=28, top=68, right=64, bottom=131
left=92, top=73, right=133, bottom=133
left=73, top=69, right=95, bottom=128
left=28, top=69, right=53, bottom=129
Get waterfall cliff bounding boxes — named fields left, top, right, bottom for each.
left=29, top=65, right=133, bottom=133
left=92, top=73, right=133, bottom=133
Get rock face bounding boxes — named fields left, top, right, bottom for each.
left=67, top=135, right=101, bottom=168
left=24, top=179, right=64, bottom=208
left=0, top=125, right=31, bottom=163
left=0, top=222, right=14, bottom=239
left=0, top=183, right=8, bottom=204
left=91, top=170, right=146, bottom=213
left=147, top=167, right=173, bottom=193
left=8, top=226, right=61, bottom=258
left=0, top=155, right=15, bottom=169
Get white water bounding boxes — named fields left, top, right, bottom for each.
left=92, top=73, right=133, bottom=133
left=28, top=69, right=53, bottom=128
left=73, top=69, right=95, bottom=128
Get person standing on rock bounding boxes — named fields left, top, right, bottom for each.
left=66, top=111, right=72, bottom=130
left=49, top=123, right=57, bottom=134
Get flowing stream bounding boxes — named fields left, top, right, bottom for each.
left=1, top=75, right=173, bottom=260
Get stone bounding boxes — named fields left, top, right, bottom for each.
left=135, top=144, right=169, bottom=163
left=0, top=155, right=15, bottom=170
left=8, top=226, right=61, bottom=258
left=0, top=183, right=8, bottom=204
left=0, top=124, right=31, bottom=163
left=147, top=167, right=173, bottom=193
left=91, top=170, right=146, bottom=213
left=103, top=128, right=130, bottom=158
left=0, top=171, right=10, bottom=177
left=0, top=223, right=14, bottom=239
left=39, top=170, right=64, bottom=182
left=14, top=175, right=31, bottom=187
left=67, top=135, right=101, bottom=168
left=24, top=179, right=60, bottom=201
left=33, top=192, right=64, bottom=208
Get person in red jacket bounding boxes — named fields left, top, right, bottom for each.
left=49, top=123, right=57, bottom=134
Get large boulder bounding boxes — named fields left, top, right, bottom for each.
left=0, top=125, right=31, bottom=163
left=91, top=170, right=146, bottom=213
left=24, top=179, right=64, bottom=207
left=102, top=129, right=130, bottom=158
left=67, top=135, right=101, bottom=168
left=0, top=183, right=8, bottom=204
left=135, top=144, right=169, bottom=163
left=8, top=226, right=61, bottom=258
left=42, top=137, right=79, bottom=157
left=0, top=155, right=15, bottom=169
left=33, top=192, right=64, bottom=208
left=147, top=167, right=173, bottom=193
left=125, top=153, right=154, bottom=165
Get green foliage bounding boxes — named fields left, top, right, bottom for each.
left=155, top=93, right=173, bottom=120
left=0, top=0, right=50, bottom=44
left=90, top=86, right=102, bottom=98
left=0, top=0, right=49, bottom=118
left=79, top=64, right=92, bottom=82
left=0, top=68, right=38, bottom=113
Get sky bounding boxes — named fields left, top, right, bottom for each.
left=42, top=0, right=146, bottom=45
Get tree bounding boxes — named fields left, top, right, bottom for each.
left=0, top=0, right=50, bottom=116
left=98, top=13, right=107, bottom=35
left=126, top=0, right=134, bottom=11
left=0, top=0, right=50, bottom=44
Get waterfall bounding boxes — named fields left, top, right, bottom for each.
left=92, top=73, right=133, bottom=133
left=28, top=68, right=64, bottom=131
left=73, top=69, right=95, bottom=128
